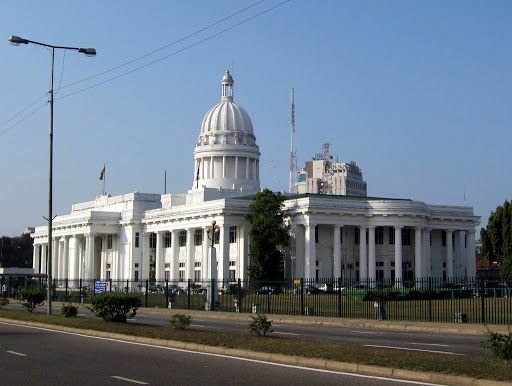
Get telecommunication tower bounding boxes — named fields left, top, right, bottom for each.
left=289, top=88, right=297, bottom=193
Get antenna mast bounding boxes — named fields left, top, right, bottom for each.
left=289, top=88, right=297, bottom=193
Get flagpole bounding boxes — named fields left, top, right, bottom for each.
left=103, top=163, right=106, bottom=195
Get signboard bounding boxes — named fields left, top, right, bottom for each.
left=294, top=280, right=301, bottom=284
left=94, top=281, right=107, bottom=294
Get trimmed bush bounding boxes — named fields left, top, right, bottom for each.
left=61, top=303, right=78, bottom=317
left=481, top=325, right=512, bottom=360
left=16, top=285, right=45, bottom=312
left=87, top=292, right=141, bottom=322
left=0, top=297, right=9, bottom=308
left=249, top=313, right=273, bottom=336
left=169, top=314, right=192, bottom=330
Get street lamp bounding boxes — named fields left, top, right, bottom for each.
left=205, top=220, right=220, bottom=311
left=9, top=35, right=96, bottom=315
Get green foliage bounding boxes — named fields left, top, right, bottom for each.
left=0, top=297, right=9, bottom=307
left=246, top=189, right=289, bottom=281
left=87, top=292, right=141, bottom=322
left=169, top=314, right=192, bottom=329
left=480, top=325, right=512, bottom=360
left=61, top=303, right=78, bottom=317
left=249, top=313, right=273, bottom=336
left=0, top=234, right=34, bottom=268
left=16, top=285, right=45, bottom=312
left=481, top=200, right=512, bottom=279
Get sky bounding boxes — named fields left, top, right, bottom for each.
left=1, top=0, right=511, bottom=237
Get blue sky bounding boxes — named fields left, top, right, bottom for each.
left=1, top=0, right=510, bottom=237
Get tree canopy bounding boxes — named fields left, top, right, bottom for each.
left=246, top=189, right=289, bottom=281
left=0, top=234, right=33, bottom=268
left=480, top=200, right=512, bottom=279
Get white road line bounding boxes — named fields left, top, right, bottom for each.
left=111, top=376, right=148, bottom=384
left=273, top=332, right=300, bottom=336
left=190, top=324, right=205, bottom=328
left=350, top=331, right=383, bottom=335
left=0, top=322, right=445, bottom=385
left=194, top=319, right=205, bottom=321
left=364, top=345, right=464, bottom=355
left=409, top=343, right=449, bottom=347
left=77, top=313, right=86, bottom=316
left=7, top=351, right=26, bottom=356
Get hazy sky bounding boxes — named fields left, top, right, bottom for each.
left=1, top=0, right=510, bottom=237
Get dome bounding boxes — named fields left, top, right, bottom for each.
left=200, top=102, right=254, bottom=135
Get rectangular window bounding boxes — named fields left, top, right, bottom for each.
left=106, top=271, right=111, bottom=281
left=165, top=271, right=170, bottom=281
left=315, top=225, right=319, bottom=243
left=134, top=271, right=139, bottom=281
left=107, top=234, right=113, bottom=249
left=194, top=229, right=203, bottom=246
left=340, top=227, right=343, bottom=244
left=179, top=262, right=185, bottom=268
left=442, top=231, right=446, bottom=247
left=149, top=233, right=157, bottom=249
left=134, top=263, right=139, bottom=268
left=179, top=231, right=187, bottom=247
left=214, top=231, right=219, bottom=245
left=229, top=226, right=237, bottom=244
left=355, top=227, right=360, bottom=245
left=402, top=228, right=411, bottom=246
left=179, top=270, right=184, bottom=281
left=135, top=232, right=140, bottom=248
left=375, top=227, right=384, bottom=245
left=194, top=261, right=201, bottom=268
left=194, top=270, right=201, bottom=281
left=229, top=270, right=236, bottom=281
left=164, top=232, right=172, bottom=248
left=389, top=227, right=395, bottom=245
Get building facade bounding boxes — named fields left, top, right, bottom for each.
left=31, top=70, right=480, bottom=284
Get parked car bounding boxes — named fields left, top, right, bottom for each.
left=293, top=285, right=321, bottom=295
left=255, top=286, right=276, bottom=295
left=190, top=283, right=206, bottom=294
left=166, top=285, right=185, bottom=294
left=148, top=284, right=163, bottom=293
left=219, top=284, right=245, bottom=295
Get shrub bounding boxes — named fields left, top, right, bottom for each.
left=169, top=314, right=192, bottom=330
left=87, top=292, right=141, bottom=322
left=480, top=325, right=512, bottom=360
left=16, top=285, right=45, bottom=312
left=0, top=297, right=9, bottom=308
left=249, top=313, right=273, bottom=336
left=61, top=303, right=78, bottom=317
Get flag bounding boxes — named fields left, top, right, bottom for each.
left=99, top=166, right=105, bottom=180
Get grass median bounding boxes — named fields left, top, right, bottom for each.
left=1, top=308, right=511, bottom=382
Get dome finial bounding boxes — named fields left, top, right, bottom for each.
left=221, top=67, right=234, bottom=102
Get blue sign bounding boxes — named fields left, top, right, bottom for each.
left=94, top=281, right=107, bottom=294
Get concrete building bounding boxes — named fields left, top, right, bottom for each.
left=31, top=70, right=480, bottom=284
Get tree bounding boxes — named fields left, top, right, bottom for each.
left=0, top=234, right=33, bottom=268
left=480, top=200, right=512, bottom=279
left=246, top=189, right=289, bottom=281
left=17, top=285, right=45, bottom=312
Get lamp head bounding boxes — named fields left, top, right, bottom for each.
left=211, top=220, right=216, bottom=227
left=214, top=227, right=220, bottom=234
left=9, top=35, right=28, bottom=46
left=78, top=48, right=96, bottom=57
left=205, top=227, right=211, bottom=234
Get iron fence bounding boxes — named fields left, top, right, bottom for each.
left=4, top=276, right=511, bottom=324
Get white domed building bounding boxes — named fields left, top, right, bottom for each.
left=30, top=70, right=480, bottom=286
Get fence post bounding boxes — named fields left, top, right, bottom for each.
left=337, top=277, right=342, bottom=318
left=300, top=278, right=304, bottom=315
left=109, top=279, right=112, bottom=293
left=210, top=278, right=215, bottom=311
left=428, top=277, right=432, bottom=322
left=126, top=279, right=129, bottom=293
left=188, top=279, right=191, bottom=310
left=480, top=278, right=485, bottom=324
left=145, top=279, right=149, bottom=307
left=238, top=278, right=242, bottom=313
left=79, top=278, right=82, bottom=304
left=165, top=279, right=169, bottom=308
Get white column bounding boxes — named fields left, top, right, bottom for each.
left=239, top=224, right=249, bottom=283
left=368, top=226, right=376, bottom=283
left=219, top=225, right=229, bottom=282
left=171, top=230, right=179, bottom=281
left=305, top=224, right=316, bottom=279
left=246, top=157, right=250, bottom=180
left=446, top=230, right=454, bottom=279
left=33, top=243, right=40, bottom=273
left=71, top=235, right=80, bottom=280
left=202, top=227, right=210, bottom=280
left=62, top=236, right=69, bottom=280
left=235, top=157, right=239, bottom=179
left=155, top=232, right=164, bottom=281
left=456, top=230, right=466, bottom=277
left=466, top=230, right=476, bottom=278
left=85, top=233, right=95, bottom=281
left=294, top=225, right=305, bottom=278
left=414, top=227, right=423, bottom=279
left=222, top=156, right=226, bottom=178
left=186, top=229, right=194, bottom=281
left=142, top=233, right=150, bottom=281
left=210, top=156, right=214, bottom=179
left=359, top=226, right=367, bottom=282
left=41, top=243, right=47, bottom=275
left=394, top=226, right=403, bottom=285
left=424, top=229, right=431, bottom=278
left=52, top=237, right=59, bottom=279
left=333, top=226, right=341, bottom=278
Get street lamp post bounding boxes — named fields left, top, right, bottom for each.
left=205, top=220, right=220, bottom=311
left=9, top=36, right=96, bottom=315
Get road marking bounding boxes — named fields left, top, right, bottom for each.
left=0, top=322, right=445, bottom=386
left=364, top=345, right=464, bottom=355
left=111, top=376, right=148, bottom=384
left=7, top=351, right=26, bottom=356
left=77, top=313, right=86, bottom=316
left=350, top=331, right=383, bottom=335
left=194, top=319, right=204, bottom=321
left=273, top=332, right=300, bottom=336
left=190, top=324, right=205, bottom=328
left=409, top=343, right=449, bottom=347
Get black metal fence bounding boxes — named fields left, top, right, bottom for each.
left=3, top=276, right=511, bottom=324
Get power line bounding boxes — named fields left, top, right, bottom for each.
left=0, top=101, right=47, bottom=136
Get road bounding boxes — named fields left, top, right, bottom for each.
left=2, top=303, right=488, bottom=357
left=0, top=322, right=444, bottom=386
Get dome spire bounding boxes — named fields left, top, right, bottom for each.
left=221, top=66, right=234, bottom=102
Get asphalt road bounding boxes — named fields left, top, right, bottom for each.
left=0, top=321, right=446, bottom=386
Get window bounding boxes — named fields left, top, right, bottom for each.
left=214, top=231, right=219, bottom=245
left=135, top=232, right=140, bottom=248
left=149, top=233, right=157, bottom=249
left=106, top=271, right=111, bottom=281
left=165, top=263, right=170, bottom=269
left=339, top=227, right=343, bottom=244
left=355, top=227, right=360, bottom=244
left=229, top=270, right=236, bottom=281
left=179, top=262, right=185, bottom=268
left=179, top=270, right=184, bottom=281
left=389, top=227, right=395, bottom=245
left=401, top=228, right=411, bottom=246
left=134, top=263, right=139, bottom=268
left=194, top=229, right=203, bottom=246
left=134, top=271, right=139, bottom=281
left=442, top=231, right=446, bottom=247
left=107, top=234, right=113, bottom=249
left=179, top=231, right=187, bottom=247
left=376, top=261, right=384, bottom=267
left=315, top=225, right=319, bottom=243
left=165, top=271, right=170, bottom=281
left=164, top=232, right=172, bottom=248
left=375, top=227, right=384, bottom=245
left=194, top=262, right=201, bottom=268
left=194, top=270, right=201, bottom=281
left=229, top=226, right=237, bottom=243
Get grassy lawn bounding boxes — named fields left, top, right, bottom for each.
left=1, top=308, right=511, bottom=381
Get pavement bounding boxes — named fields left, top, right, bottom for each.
left=1, top=304, right=511, bottom=385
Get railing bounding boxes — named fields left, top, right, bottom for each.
left=6, top=276, right=511, bottom=325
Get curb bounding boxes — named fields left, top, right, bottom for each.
left=0, top=317, right=510, bottom=386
